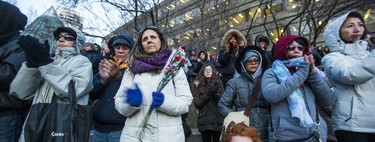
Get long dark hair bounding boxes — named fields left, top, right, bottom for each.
left=193, top=64, right=224, bottom=95
left=128, top=26, right=169, bottom=70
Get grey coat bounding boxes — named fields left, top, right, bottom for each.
left=218, top=75, right=269, bottom=141
left=262, top=62, right=335, bottom=141
left=322, top=11, right=375, bottom=133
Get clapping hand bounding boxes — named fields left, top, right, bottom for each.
left=18, top=36, right=53, bottom=67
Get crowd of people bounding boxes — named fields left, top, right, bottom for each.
left=2, top=1, right=375, bottom=142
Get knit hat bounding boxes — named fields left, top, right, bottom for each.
left=111, top=34, right=135, bottom=48
left=53, top=27, right=77, bottom=40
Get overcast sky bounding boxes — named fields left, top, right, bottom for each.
left=4, top=0, right=123, bottom=44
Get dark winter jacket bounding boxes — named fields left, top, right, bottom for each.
left=192, top=80, right=224, bottom=132
left=0, top=35, right=30, bottom=116
left=90, top=70, right=127, bottom=132
left=217, top=29, right=246, bottom=85
left=0, top=1, right=29, bottom=116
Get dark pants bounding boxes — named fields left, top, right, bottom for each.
left=336, top=130, right=375, bottom=142
left=0, top=113, right=24, bottom=142
left=200, top=130, right=221, bottom=142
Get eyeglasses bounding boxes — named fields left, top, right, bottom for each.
left=55, top=34, right=75, bottom=41
left=245, top=59, right=259, bottom=65
left=287, top=45, right=305, bottom=51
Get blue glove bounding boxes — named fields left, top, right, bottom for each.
left=151, top=91, right=164, bottom=108
left=126, top=85, right=142, bottom=107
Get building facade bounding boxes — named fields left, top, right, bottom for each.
left=109, top=0, right=374, bottom=53
left=56, top=6, right=83, bottom=30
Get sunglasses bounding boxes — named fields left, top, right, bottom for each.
left=287, top=45, right=305, bottom=51
left=55, top=34, right=75, bottom=41
left=139, top=26, right=158, bottom=35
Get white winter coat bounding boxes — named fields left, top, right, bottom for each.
left=115, top=68, right=193, bottom=142
left=322, top=11, right=375, bottom=133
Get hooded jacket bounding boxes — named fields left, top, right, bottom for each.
left=218, top=45, right=270, bottom=141
left=10, top=28, right=93, bottom=142
left=255, top=35, right=270, bottom=50
left=262, top=35, right=335, bottom=141
left=217, top=29, right=247, bottom=83
left=0, top=1, right=29, bottom=116
left=321, top=11, right=375, bottom=133
left=255, top=35, right=273, bottom=67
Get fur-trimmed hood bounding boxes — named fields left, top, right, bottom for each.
left=220, top=29, right=247, bottom=49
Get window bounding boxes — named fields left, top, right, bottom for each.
left=265, top=0, right=284, bottom=16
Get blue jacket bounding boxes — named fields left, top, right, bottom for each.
left=218, top=75, right=269, bottom=141
left=262, top=62, right=335, bottom=141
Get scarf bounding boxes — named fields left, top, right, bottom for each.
left=113, top=56, right=128, bottom=69
left=272, top=57, right=313, bottom=127
left=132, top=50, right=172, bottom=74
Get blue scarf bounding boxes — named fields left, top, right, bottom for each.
left=272, top=57, right=314, bottom=127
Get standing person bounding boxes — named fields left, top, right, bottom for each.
left=194, top=50, right=211, bottom=74
left=0, top=2, right=30, bottom=142
left=186, top=48, right=199, bottom=87
left=217, top=29, right=246, bottom=86
left=10, top=26, right=93, bottom=142
left=82, top=42, right=99, bottom=74
left=90, top=34, right=135, bottom=142
left=322, top=11, right=375, bottom=142
left=218, top=45, right=269, bottom=142
left=114, top=26, right=193, bottom=142
left=192, top=64, right=224, bottom=142
left=255, top=35, right=273, bottom=67
left=262, top=35, right=335, bottom=141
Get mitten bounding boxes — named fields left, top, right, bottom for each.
left=151, top=91, right=165, bottom=108
left=126, top=85, right=142, bottom=107
left=18, top=36, right=53, bottom=67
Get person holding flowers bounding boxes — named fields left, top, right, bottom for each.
left=114, top=26, right=193, bottom=142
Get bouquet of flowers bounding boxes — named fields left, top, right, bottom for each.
left=138, top=46, right=188, bottom=138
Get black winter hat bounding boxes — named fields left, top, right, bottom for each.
left=53, top=27, right=77, bottom=40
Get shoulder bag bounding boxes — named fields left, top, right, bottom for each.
left=24, top=80, right=92, bottom=142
